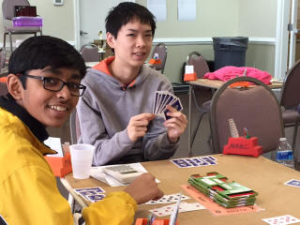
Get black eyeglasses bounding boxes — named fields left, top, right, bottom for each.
left=21, top=74, right=86, bottom=97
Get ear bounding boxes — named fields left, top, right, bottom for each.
left=106, top=32, right=116, bottom=49
left=6, top=74, right=24, bottom=101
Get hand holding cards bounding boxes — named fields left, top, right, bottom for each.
left=153, top=91, right=183, bottom=120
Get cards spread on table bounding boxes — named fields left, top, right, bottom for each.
left=145, top=193, right=190, bottom=205
left=149, top=201, right=205, bottom=217
left=284, top=179, right=300, bottom=188
left=171, top=156, right=217, bottom=168
left=153, top=91, right=183, bottom=120
left=74, top=187, right=105, bottom=202
left=262, top=215, right=300, bottom=225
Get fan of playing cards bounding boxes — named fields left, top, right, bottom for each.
left=153, top=91, right=183, bottom=120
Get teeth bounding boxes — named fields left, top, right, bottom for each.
left=136, top=52, right=143, bottom=56
left=50, top=105, right=67, bottom=112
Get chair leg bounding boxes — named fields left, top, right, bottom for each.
left=292, top=122, right=299, bottom=151
left=3, top=33, right=7, bottom=51
left=9, top=32, right=13, bottom=53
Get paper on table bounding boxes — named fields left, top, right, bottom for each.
left=44, top=137, right=64, bottom=157
left=90, top=163, right=159, bottom=187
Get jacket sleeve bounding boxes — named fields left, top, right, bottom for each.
left=0, top=165, right=74, bottom=225
left=82, top=191, right=137, bottom=225
left=77, top=96, right=135, bottom=166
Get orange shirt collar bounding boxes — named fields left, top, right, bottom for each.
left=93, top=56, right=136, bottom=88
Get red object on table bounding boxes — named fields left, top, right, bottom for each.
left=223, top=137, right=263, bottom=157
left=149, top=58, right=162, bottom=65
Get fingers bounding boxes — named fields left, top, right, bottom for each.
left=124, top=173, right=164, bottom=204
left=127, top=113, right=156, bottom=142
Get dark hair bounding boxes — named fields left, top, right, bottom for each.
left=9, top=35, right=86, bottom=88
left=105, top=2, right=156, bottom=38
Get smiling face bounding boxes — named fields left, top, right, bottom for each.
left=10, top=67, right=81, bottom=127
left=107, top=18, right=153, bottom=69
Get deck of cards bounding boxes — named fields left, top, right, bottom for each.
left=74, top=187, right=105, bottom=203
left=153, top=91, right=183, bottom=120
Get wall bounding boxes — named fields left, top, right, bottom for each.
left=0, top=0, right=278, bottom=82
left=0, top=0, right=75, bottom=44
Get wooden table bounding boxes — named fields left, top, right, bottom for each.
left=187, top=79, right=283, bottom=156
left=61, top=154, right=300, bottom=225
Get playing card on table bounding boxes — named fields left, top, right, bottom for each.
left=284, top=179, right=300, bottom=188
left=149, top=202, right=205, bottom=217
left=262, top=215, right=300, bottom=225
left=74, top=187, right=105, bottom=202
left=171, top=156, right=218, bottom=168
left=153, top=91, right=183, bottom=120
left=145, top=193, right=190, bottom=205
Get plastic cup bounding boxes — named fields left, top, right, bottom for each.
left=70, top=144, right=95, bottom=179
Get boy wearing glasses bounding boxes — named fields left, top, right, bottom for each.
left=0, top=36, right=163, bottom=225
left=77, top=2, right=188, bottom=166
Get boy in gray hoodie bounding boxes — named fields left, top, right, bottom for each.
left=77, top=2, right=188, bottom=166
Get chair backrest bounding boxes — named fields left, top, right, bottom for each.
left=2, top=0, right=30, bottom=20
left=150, top=42, right=167, bottom=73
left=210, top=77, right=284, bottom=154
left=280, top=59, right=300, bottom=109
left=69, top=108, right=81, bottom=144
left=0, top=82, right=8, bottom=96
left=187, top=51, right=210, bottom=79
left=80, top=44, right=100, bottom=62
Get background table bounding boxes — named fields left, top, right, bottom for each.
left=62, top=154, right=300, bottom=225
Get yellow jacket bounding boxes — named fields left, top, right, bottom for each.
left=0, top=106, right=137, bottom=225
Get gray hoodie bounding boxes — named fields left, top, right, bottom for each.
left=77, top=63, right=178, bottom=166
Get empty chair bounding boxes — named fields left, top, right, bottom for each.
left=0, top=80, right=8, bottom=96
left=210, top=77, right=284, bottom=154
left=188, top=52, right=212, bottom=153
left=80, top=44, right=100, bottom=62
left=2, top=0, right=42, bottom=53
left=279, top=60, right=300, bottom=151
left=150, top=42, right=167, bottom=73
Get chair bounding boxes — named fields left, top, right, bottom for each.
left=279, top=60, right=300, bottom=151
left=0, top=81, right=8, bottom=96
left=210, top=77, right=284, bottom=154
left=69, top=108, right=81, bottom=144
left=188, top=52, right=212, bottom=152
left=80, top=43, right=100, bottom=62
left=150, top=42, right=167, bottom=73
left=2, top=0, right=42, bottom=53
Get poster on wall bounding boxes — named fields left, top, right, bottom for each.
left=147, top=0, right=167, bottom=21
left=178, top=0, right=196, bottom=21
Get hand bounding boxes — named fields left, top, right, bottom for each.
left=127, top=113, right=155, bottom=142
left=124, top=173, right=164, bottom=204
left=164, top=105, right=188, bottom=143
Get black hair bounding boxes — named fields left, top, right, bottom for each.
left=105, top=2, right=156, bottom=38
left=9, top=35, right=86, bottom=88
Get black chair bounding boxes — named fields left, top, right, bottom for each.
left=210, top=77, right=284, bottom=154
left=279, top=60, right=300, bottom=151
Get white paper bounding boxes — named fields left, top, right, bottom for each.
left=147, top=0, right=167, bottom=22
left=90, top=163, right=159, bottom=187
left=178, top=0, right=196, bottom=21
left=44, top=137, right=64, bottom=157
left=185, top=65, right=194, bottom=74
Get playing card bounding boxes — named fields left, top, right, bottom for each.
left=171, top=159, right=193, bottom=168
left=74, top=187, right=105, bottom=202
left=153, top=91, right=183, bottom=120
left=149, top=202, right=204, bottom=217
left=284, top=179, right=300, bottom=188
left=74, top=187, right=105, bottom=194
left=145, top=193, right=190, bottom=205
left=262, top=215, right=300, bottom=225
left=86, top=194, right=105, bottom=202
